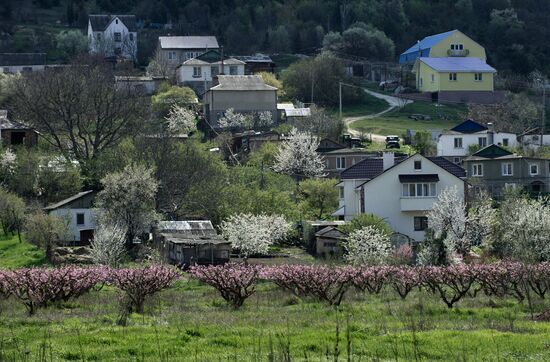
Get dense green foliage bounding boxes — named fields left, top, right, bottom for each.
left=1, top=0, right=549, bottom=75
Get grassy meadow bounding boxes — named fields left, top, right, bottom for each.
left=351, top=102, right=468, bottom=137
left=2, top=237, right=550, bottom=361
left=1, top=277, right=550, bottom=361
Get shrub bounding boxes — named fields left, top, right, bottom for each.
left=350, top=266, right=392, bottom=294
left=263, top=265, right=353, bottom=306
left=389, top=266, right=422, bottom=300
left=0, top=266, right=105, bottom=315
left=109, top=265, right=180, bottom=313
left=422, top=265, right=480, bottom=308
left=190, top=263, right=260, bottom=309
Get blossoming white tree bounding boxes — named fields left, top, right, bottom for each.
left=218, top=108, right=252, bottom=129
left=220, top=213, right=291, bottom=258
left=344, top=225, right=392, bottom=266
left=273, top=128, right=325, bottom=178
left=424, top=186, right=497, bottom=264
left=89, top=222, right=126, bottom=267
left=501, top=196, right=550, bottom=261
left=256, top=111, right=273, bottom=128
left=165, top=105, right=196, bottom=135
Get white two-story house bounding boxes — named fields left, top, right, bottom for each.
left=334, top=152, right=467, bottom=241
left=44, top=190, right=98, bottom=244
left=176, top=50, right=245, bottom=95
left=88, top=15, right=137, bottom=61
left=437, top=119, right=517, bottom=163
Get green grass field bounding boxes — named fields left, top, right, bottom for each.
left=351, top=102, right=468, bottom=137
left=1, top=277, right=550, bottom=361
left=329, top=93, right=390, bottom=118
left=0, top=234, right=45, bottom=269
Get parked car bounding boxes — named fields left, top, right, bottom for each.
left=385, top=135, right=400, bottom=149
left=408, top=114, right=432, bottom=121
left=342, top=134, right=363, bottom=148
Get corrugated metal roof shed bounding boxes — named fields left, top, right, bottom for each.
left=158, top=36, right=219, bottom=49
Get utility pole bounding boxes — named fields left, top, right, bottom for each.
left=339, top=80, right=343, bottom=119
left=310, top=69, right=315, bottom=104
left=542, top=84, right=546, bottom=146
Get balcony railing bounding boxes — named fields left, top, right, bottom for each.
left=447, top=49, right=470, bottom=57
left=400, top=197, right=436, bottom=211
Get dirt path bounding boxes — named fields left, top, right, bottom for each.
left=343, top=89, right=412, bottom=142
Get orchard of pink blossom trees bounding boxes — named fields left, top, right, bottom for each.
left=2, top=262, right=550, bottom=315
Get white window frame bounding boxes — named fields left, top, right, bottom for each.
left=401, top=183, right=436, bottom=198
left=168, top=51, right=177, bottom=60
left=501, top=162, right=513, bottom=176
left=474, top=73, right=483, bottom=81
left=336, top=157, right=346, bottom=170
left=339, top=186, right=344, bottom=199
left=529, top=163, right=539, bottom=176
left=114, top=32, right=122, bottom=42
left=414, top=160, right=422, bottom=171
left=454, top=137, right=463, bottom=149
left=502, top=138, right=509, bottom=147
left=192, top=66, right=202, bottom=78
left=472, top=163, right=483, bottom=177
left=449, top=73, right=457, bottom=81
left=478, top=137, right=487, bottom=148
left=229, top=65, right=238, bottom=75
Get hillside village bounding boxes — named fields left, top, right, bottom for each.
left=1, top=2, right=550, bottom=360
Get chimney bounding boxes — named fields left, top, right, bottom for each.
left=382, top=152, right=395, bottom=171
left=487, top=122, right=495, bottom=145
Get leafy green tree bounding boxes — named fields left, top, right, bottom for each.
left=412, top=131, right=436, bottom=156
left=339, top=213, right=392, bottom=236
left=151, top=84, right=198, bottom=116
left=38, top=161, right=82, bottom=204
left=0, top=188, right=25, bottom=242
left=55, top=30, right=88, bottom=59
left=25, top=212, right=69, bottom=261
left=298, top=178, right=339, bottom=219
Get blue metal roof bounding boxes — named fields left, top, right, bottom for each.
left=399, top=30, right=457, bottom=64
left=451, top=119, right=488, bottom=134
left=419, top=57, right=496, bottom=72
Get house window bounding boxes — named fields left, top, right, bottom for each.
left=414, top=216, right=428, bottom=231
left=339, top=186, right=344, bottom=199
left=453, top=157, right=461, bottom=164
left=96, top=32, right=102, bottom=40
left=22, top=67, right=32, bottom=72
left=211, top=66, right=219, bottom=76
left=454, top=137, right=463, bottom=148
left=449, top=73, right=457, bottom=81
left=129, top=33, right=134, bottom=41
left=114, top=47, right=121, bottom=55
left=502, top=138, right=509, bottom=147
left=336, top=157, right=346, bottom=170
left=478, top=137, right=487, bottom=148
left=114, top=32, right=121, bottom=42
left=402, top=183, right=436, bottom=198
left=530, top=163, right=539, bottom=175
left=115, top=19, right=118, bottom=24
left=475, top=73, right=483, bottom=81
left=193, top=67, right=202, bottom=78
left=431, top=74, right=435, bottom=83
left=419, top=78, right=423, bottom=87
left=414, top=160, right=422, bottom=170
left=472, top=163, right=483, bottom=177
left=229, top=65, right=238, bottom=75
left=76, top=213, right=85, bottom=225
left=450, top=44, right=464, bottom=50
left=168, top=51, right=176, bottom=60
left=2, top=67, right=10, bottom=73
left=501, top=162, right=513, bottom=176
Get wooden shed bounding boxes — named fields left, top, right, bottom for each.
left=154, top=221, right=231, bottom=267
left=314, top=226, right=347, bottom=258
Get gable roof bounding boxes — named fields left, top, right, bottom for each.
left=89, top=15, right=137, bottom=32
left=470, top=144, right=513, bottom=159
left=401, top=30, right=457, bottom=56
left=0, top=53, right=46, bottom=66
left=419, top=57, right=496, bottom=73
left=316, top=138, right=347, bottom=153
left=341, top=155, right=466, bottom=181
left=0, top=110, right=34, bottom=130
left=210, top=75, right=277, bottom=91
left=180, top=50, right=245, bottom=66
left=44, top=190, right=95, bottom=211
left=158, top=36, right=219, bottom=50
left=450, top=119, right=488, bottom=134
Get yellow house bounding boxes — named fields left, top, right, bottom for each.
left=414, top=57, right=496, bottom=92
left=399, top=29, right=486, bottom=64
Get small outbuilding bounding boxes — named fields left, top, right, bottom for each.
left=154, top=220, right=231, bottom=267
left=0, top=110, right=38, bottom=147
left=314, top=226, right=347, bottom=258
